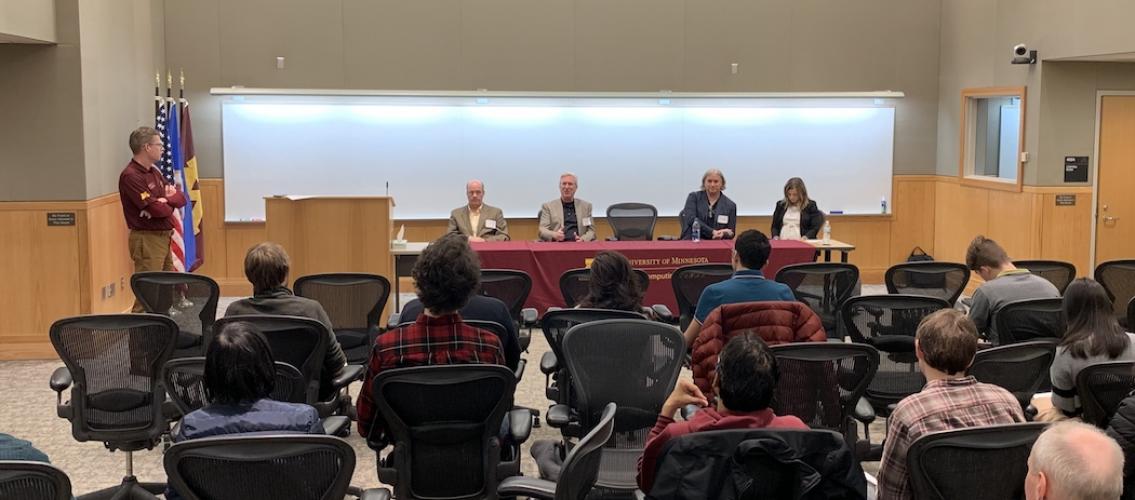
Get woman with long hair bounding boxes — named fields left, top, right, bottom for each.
left=579, top=250, right=654, bottom=318
left=771, top=177, right=825, bottom=240
left=680, top=169, right=737, bottom=240
left=1050, top=277, right=1135, bottom=417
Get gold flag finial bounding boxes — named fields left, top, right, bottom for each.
left=155, top=72, right=161, bottom=87
left=179, top=69, right=185, bottom=88
left=166, top=70, right=172, bottom=89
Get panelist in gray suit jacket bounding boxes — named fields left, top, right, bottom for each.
left=538, top=172, right=596, bottom=242
left=447, top=179, right=509, bottom=242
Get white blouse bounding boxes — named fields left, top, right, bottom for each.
left=781, top=206, right=803, bottom=240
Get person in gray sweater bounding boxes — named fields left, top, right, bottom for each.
left=1051, top=278, right=1135, bottom=417
left=965, top=235, right=1060, bottom=343
left=225, top=242, right=347, bottom=401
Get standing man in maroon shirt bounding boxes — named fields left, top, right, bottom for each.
left=119, top=126, right=186, bottom=312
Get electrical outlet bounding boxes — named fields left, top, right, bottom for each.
left=102, top=284, right=111, bottom=299
left=108, top=282, right=115, bottom=298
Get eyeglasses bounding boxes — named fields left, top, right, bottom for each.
left=147, top=142, right=164, bottom=149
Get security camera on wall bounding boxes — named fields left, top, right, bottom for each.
left=1011, top=44, right=1038, bottom=65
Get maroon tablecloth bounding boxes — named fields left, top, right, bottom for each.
left=470, top=240, right=816, bottom=315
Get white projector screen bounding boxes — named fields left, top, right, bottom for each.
left=220, top=93, right=896, bottom=222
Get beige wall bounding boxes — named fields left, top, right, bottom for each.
left=0, top=0, right=56, bottom=42
left=937, top=0, right=1135, bottom=185
left=165, top=0, right=943, bottom=181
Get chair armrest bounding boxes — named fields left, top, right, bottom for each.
left=509, top=408, right=533, bottom=444
left=353, top=487, right=392, bottom=500
left=514, top=358, right=527, bottom=382
left=497, top=476, right=557, bottom=499
left=521, top=308, right=538, bottom=325
left=50, top=367, right=72, bottom=393
left=539, top=351, right=558, bottom=375
left=333, top=364, right=366, bottom=388
left=651, top=304, right=676, bottom=324
left=322, top=416, right=350, bottom=436
left=546, top=404, right=572, bottom=428
left=852, top=397, right=876, bottom=424
left=546, top=306, right=563, bottom=313
left=605, top=236, right=618, bottom=241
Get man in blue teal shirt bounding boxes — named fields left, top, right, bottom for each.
left=682, top=229, right=796, bottom=347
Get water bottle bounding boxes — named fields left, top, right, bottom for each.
left=881, top=196, right=888, bottom=214
left=822, top=220, right=831, bottom=244
left=691, top=219, right=701, bottom=242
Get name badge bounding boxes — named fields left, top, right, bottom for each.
left=582, top=217, right=592, bottom=226
left=717, top=215, right=729, bottom=224
left=485, top=219, right=497, bottom=229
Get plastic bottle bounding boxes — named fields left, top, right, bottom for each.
left=881, top=196, right=888, bottom=214
left=691, top=219, right=701, bottom=242
left=822, top=220, right=832, bottom=244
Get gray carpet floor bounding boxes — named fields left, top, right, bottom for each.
left=0, top=286, right=888, bottom=496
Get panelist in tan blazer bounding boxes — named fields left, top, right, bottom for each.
left=538, top=172, right=596, bottom=242
left=447, top=179, right=509, bottom=242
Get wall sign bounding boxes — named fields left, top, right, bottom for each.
left=1064, top=156, right=1089, bottom=182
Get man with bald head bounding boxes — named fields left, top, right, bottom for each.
left=447, top=179, right=509, bottom=242
left=1026, top=421, right=1124, bottom=500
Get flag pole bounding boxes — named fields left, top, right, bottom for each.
left=154, top=72, right=161, bottom=117
left=179, top=68, right=185, bottom=102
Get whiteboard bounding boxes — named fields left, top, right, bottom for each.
left=221, top=94, right=895, bottom=221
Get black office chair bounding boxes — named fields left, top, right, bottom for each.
left=670, top=263, right=734, bottom=332
left=47, top=314, right=179, bottom=499
left=369, top=365, right=531, bottom=500
left=1013, top=260, right=1077, bottom=293
left=558, top=268, right=650, bottom=308
left=1076, top=361, right=1135, bottom=428
left=293, top=273, right=391, bottom=365
left=1128, top=297, right=1135, bottom=337
left=992, top=298, right=1065, bottom=346
left=770, top=343, right=879, bottom=447
left=774, top=262, right=860, bottom=337
left=969, top=340, right=1057, bottom=416
left=164, top=434, right=389, bottom=500
left=131, top=271, right=220, bottom=358
left=0, top=461, right=73, bottom=500
left=1096, top=260, right=1135, bottom=328
left=648, top=429, right=868, bottom=500
left=884, top=261, right=970, bottom=305
left=546, top=319, right=684, bottom=492
left=497, top=403, right=616, bottom=500
left=479, top=269, right=538, bottom=351
left=606, top=203, right=657, bottom=241
left=211, top=316, right=365, bottom=422
left=907, top=423, right=1048, bottom=500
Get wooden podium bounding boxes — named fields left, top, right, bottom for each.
left=265, top=195, right=395, bottom=318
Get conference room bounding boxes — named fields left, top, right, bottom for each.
left=4, top=1, right=1135, bottom=499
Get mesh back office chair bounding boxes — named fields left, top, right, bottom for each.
left=969, top=340, right=1057, bottom=414
left=884, top=261, right=970, bottom=305
left=992, top=298, right=1065, bottom=346
left=1096, top=260, right=1135, bottom=328
left=774, top=263, right=860, bottom=337
left=0, top=461, right=73, bottom=500
left=558, top=268, right=650, bottom=308
left=557, top=319, right=684, bottom=491
left=164, top=434, right=388, bottom=500
left=770, top=343, right=879, bottom=447
left=479, top=269, right=536, bottom=350
left=130, top=271, right=220, bottom=358
left=496, top=403, right=616, bottom=500
left=1013, top=260, right=1077, bottom=293
left=1076, top=361, right=1135, bottom=428
left=907, top=423, right=1048, bottom=500
left=606, top=203, right=658, bottom=241
left=293, top=273, right=391, bottom=365
left=370, top=365, right=523, bottom=500
left=48, top=314, right=179, bottom=499
left=670, top=264, right=734, bottom=332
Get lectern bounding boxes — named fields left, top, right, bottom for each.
left=265, top=195, right=395, bottom=318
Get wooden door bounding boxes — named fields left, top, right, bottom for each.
left=1096, top=96, right=1135, bottom=264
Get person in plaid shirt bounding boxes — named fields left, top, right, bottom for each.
left=356, top=233, right=505, bottom=440
left=877, top=309, right=1025, bottom=500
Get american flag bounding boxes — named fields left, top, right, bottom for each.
left=155, top=100, right=187, bottom=272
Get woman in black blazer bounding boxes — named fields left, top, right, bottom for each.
left=680, top=169, right=738, bottom=240
left=771, top=177, right=824, bottom=239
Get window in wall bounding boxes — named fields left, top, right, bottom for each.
left=960, top=87, right=1026, bottom=191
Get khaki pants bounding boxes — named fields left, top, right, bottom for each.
left=129, top=229, right=174, bottom=313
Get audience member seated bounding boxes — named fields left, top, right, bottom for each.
left=578, top=250, right=656, bottom=319
left=0, top=432, right=50, bottom=462
left=399, top=294, right=520, bottom=371
left=1107, top=367, right=1135, bottom=500
left=636, top=333, right=808, bottom=494
left=682, top=229, right=796, bottom=347
left=1028, top=421, right=1124, bottom=500
left=1049, top=278, right=1135, bottom=419
left=225, top=242, right=347, bottom=401
left=966, top=235, right=1060, bottom=343
left=356, top=233, right=505, bottom=441
left=877, top=309, right=1025, bottom=500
